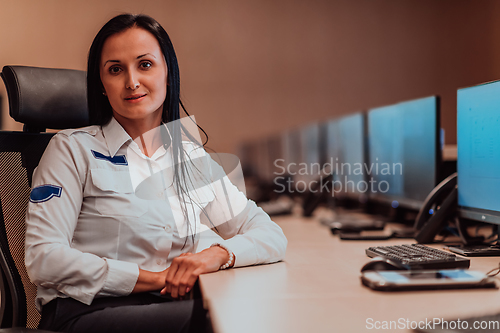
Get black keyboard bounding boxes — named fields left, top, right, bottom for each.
left=366, top=244, right=470, bottom=270
left=415, top=312, right=500, bottom=332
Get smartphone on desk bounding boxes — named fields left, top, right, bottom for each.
left=361, top=269, right=496, bottom=291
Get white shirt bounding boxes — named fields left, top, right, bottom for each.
left=25, top=117, right=287, bottom=310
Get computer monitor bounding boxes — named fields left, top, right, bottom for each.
left=239, top=141, right=259, bottom=178
left=258, top=136, right=284, bottom=185
left=296, top=123, right=322, bottom=184
left=457, top=80, right=500, bottom=225
left=280, top=130, right=300, bottom=178
left=325, top=119, right=341, bottom=169
left=367, top=96, right=441, bottom=211
left=334, top=112, right=367, bottom=202
left=266, top=134, right=284, bottom=180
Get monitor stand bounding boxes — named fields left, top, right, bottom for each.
left=446, top=218, right=500, bottom=257
left=456, top=216, right=491, bottom=245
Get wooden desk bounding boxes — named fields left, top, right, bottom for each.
left=199, top=216, right=500, bottom=333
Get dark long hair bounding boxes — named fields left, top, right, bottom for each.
left=87, top=14, right=209, bottom=244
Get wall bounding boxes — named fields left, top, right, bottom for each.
left=1, top=0, right=499, bottom=154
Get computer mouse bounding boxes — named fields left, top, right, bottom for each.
left=360, top=257, right=409, bottom=272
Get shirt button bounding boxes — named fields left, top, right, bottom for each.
left=156, top=259, right=163, bottom=265
left=157, top=191, right=164, bottom=198
left=164, top=225, right=172, bottom=233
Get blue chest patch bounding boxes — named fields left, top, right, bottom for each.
left=30, top=185, right=62, bottom=203
left=91, top=150, right=128, bottom=166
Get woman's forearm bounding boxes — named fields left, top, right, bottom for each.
left=132, top=268, right=167, bottom=293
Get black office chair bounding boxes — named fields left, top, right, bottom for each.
left=0, top=65, right=89, bottom=330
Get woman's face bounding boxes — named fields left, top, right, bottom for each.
left=100, top=26, right=168, bottom=129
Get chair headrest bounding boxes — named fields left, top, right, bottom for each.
left=1, top=65, right=90, bottom=132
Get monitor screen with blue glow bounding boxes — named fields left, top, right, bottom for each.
left=367, top=96, right=440, bottom=210
left=335, top=113, right=366, bottom=200
left=300, top=123, right=321, bottom=172
left=457, top=80, right=500, bottom=224
left=325, top=119, right=340, bottom=166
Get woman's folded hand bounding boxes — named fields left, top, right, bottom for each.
left=161, top=246, right=230, bottom=298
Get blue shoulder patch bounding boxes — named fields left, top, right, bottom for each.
left=30, top=185, right=62, bottom=203
left=91, top=150, right=128, bottom=166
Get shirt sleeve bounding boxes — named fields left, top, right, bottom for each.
left=194, top=226, right=225, bottom=253
left=199, top=157, right=288, bottom=267
left=25, top=133, right=139, bottom=305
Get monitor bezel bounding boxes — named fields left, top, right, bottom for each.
left=458, top=207, right=500, bottom=225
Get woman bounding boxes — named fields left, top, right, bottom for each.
left=25, top=13, right=287, bottom=333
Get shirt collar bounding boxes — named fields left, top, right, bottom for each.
left=102, top=117, right=132, bottom=157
